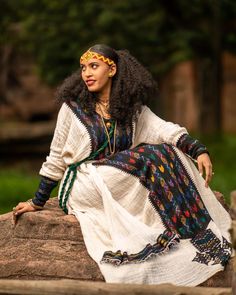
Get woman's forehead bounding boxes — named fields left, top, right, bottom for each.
left=80, top=58, right=108, bottom=66
left=80, top=50, right=115, bottom=66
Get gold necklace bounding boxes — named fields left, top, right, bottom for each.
left=99, top=100, right=109, bottom=110
left=97, top=101, right=110, bottom=117
left=96, top=102, right=110, bottom=119
left=97, top=103, right=117, bottom=155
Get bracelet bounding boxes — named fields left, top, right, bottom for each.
left=27, top=199, right=44, bottom=210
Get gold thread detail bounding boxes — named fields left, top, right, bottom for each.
left=80, top=50, right=115, bottom=66
left=97, top=103, right=117, bottom=155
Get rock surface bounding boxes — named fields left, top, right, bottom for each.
left=0, top=195, right=233, bottom=287
left=0, top=198, right=103, bottom=281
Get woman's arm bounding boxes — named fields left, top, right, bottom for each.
left=176, top=134, right=213, bottom=187
left=13, top=103, right=71, bottom=218
left=134, top=106, right=213, bottom=187
left=133, top=106, right=187, bottom=147
left=39, top=103, right=72, bottom=180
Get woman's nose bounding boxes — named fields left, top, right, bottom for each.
left=84, top=68, right=92, bottom=77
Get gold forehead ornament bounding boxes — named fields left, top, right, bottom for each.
left=80, top=50, right=115, bottom=66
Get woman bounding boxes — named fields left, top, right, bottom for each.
left=13, top=44, right=232, bottom=286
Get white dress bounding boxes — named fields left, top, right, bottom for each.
left=39, top=101, right=232, bottom=286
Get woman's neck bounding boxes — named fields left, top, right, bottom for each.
left=98, top=87, right=111, bottom=103
left=99, top=96, right=109, bottom=103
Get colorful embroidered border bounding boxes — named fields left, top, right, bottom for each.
left=96, top=143, right=211, bottom=239
left=66, top=101, right=133, bottom=160
left=80, top=50, right=115, bottom=66
left=101, top=230, right=179, bottom=266
left=191, top=228, right=232, bottom=266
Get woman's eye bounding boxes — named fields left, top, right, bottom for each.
left=80, top=65, right=85, bottom=71
left=91, top=64, right=98, bottom=69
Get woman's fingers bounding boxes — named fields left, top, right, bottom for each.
left=198, top=161, right=204, bottom=177
left=14, top=202, right=25, bottom=212
left=13, top=202, right=36, bottom=216
left=204, top=162, right=213, bottom=188
left=197, top=153, right=213, bottom=188
left=12, top=201, right=37, bottom=225
left=15, top=205, right=31, bottom=215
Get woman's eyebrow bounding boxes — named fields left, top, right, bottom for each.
left=88, top=61, right=99, bottom=65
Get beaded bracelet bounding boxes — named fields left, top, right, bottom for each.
left=27, top=199, right=44, bottom=210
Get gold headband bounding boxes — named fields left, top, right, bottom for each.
left=80, top=50, right=115, bottom=66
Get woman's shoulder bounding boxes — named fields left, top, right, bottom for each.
left=138, top=105, right=159, bottom=120
left=64, top=99, right=82, bottom=110
left=58, top=99, right=84, bottom=116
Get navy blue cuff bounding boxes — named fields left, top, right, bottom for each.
left=177, top=134, right=209, bottom=160
left=32, top=176, right=58, bottom=207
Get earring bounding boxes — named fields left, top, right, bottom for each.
left=108, top=73, right=113, bottom=77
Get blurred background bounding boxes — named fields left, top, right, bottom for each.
left=0, top=0, right=235, bottom=213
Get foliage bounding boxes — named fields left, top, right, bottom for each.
left=1, top=0, right=236, bottom=84
left=202, top=134, right=236, bottom=201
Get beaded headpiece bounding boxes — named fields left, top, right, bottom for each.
left=80, top=49, right=115, bottom=66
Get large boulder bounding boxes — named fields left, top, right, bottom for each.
left=0, top=198, right=103, bottom=281
left=0, top=196, right=233, bottom=287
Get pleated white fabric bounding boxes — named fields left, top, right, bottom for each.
left=65, top=155, right=231, bottom=286
left=40, top=103, right=232, bottom=286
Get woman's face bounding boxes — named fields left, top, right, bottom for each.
left=80, top=58, right=116, bottom=97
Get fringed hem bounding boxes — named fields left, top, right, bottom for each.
left=100, top=230, right=179, bottom=266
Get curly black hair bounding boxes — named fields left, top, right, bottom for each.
left=56, top=44, right=158, bottom=124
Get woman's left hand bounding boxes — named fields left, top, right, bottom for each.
left=197, top=153, right=213, bottom=188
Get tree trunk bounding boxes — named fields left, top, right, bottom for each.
left=197, top=1, right=222, bottom=135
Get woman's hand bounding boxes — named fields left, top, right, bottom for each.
left=197, top=153, right=213, bottom=188
left=13, top=201, right=37, bottom=224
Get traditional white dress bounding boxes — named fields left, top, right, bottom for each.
left=39, top=101, right=232, bottom=286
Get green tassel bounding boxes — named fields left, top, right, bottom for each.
left=59, top=122, right=115, bottom=214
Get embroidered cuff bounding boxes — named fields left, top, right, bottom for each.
left=176, top=134, right=209, bottom=160
left=32, top=176, right=58, bottom=207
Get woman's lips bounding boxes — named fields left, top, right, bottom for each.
left=86, top=80, right=96, bottom=86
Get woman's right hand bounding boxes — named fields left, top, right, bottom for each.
left=13, top=201, right=37, bottom=224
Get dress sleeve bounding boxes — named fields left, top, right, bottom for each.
left=176, top=133, right=209, bottom=160
left=133, top=106, right=188, bottom=147
left=39, top=103, right=71, bottom=181
left=32, top=176, right=58, bottom=207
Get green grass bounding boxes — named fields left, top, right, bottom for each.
left=201, top=134, right=236, bottom=203
left=0, top=166, right=58, bottom=214
left=0, top=169, right=40, bottom=214
left=0, top=134, right=235, bottom=214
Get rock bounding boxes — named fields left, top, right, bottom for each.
left=0, top=195, right=233, bottom=287
left=0, top=198, right=104, bottom=281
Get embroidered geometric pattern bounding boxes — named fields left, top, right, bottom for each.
left=80, top=50, right=115, bottom=66
left=67, top=101, right=133, bottom=159
left=177, top=134, right=209, bottom=159
left=32, top=176, right=58, bottom=207
left=96, top=143, right=211, bottom=239
left=191, top=229, right=232, bottom=266
left=101, top=230, right=180, bottom=265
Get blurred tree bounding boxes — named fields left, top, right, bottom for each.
left=159, top=0, right=236, bottom=134
left=0, top=0, right=21, bottom=103
left=1, top=0, right=236, bottom=133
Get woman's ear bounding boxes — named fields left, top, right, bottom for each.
left=109, top=64, right=117, bottom=77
